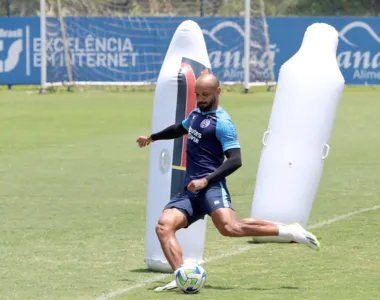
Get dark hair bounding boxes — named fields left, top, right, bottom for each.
left=216, top=79, right=220, bottom=88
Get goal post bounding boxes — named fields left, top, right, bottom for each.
left=244, top=0, right=250, bottom=93
left=244, top=0, right=276, bottom=92
left=39, top=0, right=47, bottom=93
left=39, top=0, right=276, bottom=92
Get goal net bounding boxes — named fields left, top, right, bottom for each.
left=245, top=0, right=276, bottom=91
left=39, top=0, right=275, bottom=92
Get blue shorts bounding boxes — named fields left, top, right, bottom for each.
left=164, top=181, right=234, bottom=227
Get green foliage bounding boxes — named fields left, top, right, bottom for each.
left=285, top=0, right=380, bottom=16
left=1, top=0, right=379, bottom=16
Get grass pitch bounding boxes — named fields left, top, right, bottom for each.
left=0, top=86, right=379, bottom=299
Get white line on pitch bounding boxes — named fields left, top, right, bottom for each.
left=94, top=204, right=380, bottom=300
left=308, top=205, right=380, bottom=229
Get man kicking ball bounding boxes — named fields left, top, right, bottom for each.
left=136, top=74, right=320, bottom=291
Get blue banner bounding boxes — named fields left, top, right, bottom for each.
left=0, top=17, right=40, bottom=84
left=268, top=17, right=380, bottom=85
left=0, top=16, right=379, bottom=85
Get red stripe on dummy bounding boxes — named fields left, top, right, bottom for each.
left=180, top=62, right=196, bottom=168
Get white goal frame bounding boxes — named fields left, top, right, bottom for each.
left=39, top=0, right=276, bottom=93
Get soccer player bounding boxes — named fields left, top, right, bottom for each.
left=136, top=74, right=320, bottom=291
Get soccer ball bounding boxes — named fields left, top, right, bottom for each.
left=175, top=262, right=206, bottom=294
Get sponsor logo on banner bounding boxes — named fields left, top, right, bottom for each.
left=337, top=21, right=380, bottom=82
left=33, top=34, right=139, bottom=68
left=0, top=27, right=31, bottom=75
left=0, top=17, right=378, bottom=85
left=202, top=21, right=278, bottom=82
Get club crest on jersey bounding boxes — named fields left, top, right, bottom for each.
left=200, top=118, right=211, bottom=128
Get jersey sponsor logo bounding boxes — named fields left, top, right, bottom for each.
left=188, top=126, right=202, bottom=144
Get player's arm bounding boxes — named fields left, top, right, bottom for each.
left=136, top=123, right=188, bottom=148
left=187, top=118, right=241, bottom=193
left=187, top=148, right=242, bottom=193
left=205, top=148, right=242, bottom=183
left=151, top=123, right=188, bottom=141
left=136, top=111, right=194, bottom=148
left=205, top=117, right=242, bottom=183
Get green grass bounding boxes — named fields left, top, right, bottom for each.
left=0, top=86, right=379, bottom=300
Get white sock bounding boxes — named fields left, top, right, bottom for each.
left=278, top=225, right=295, bottom=240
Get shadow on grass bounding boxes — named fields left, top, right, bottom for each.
left=205, top=284, right=299, bottom=291
left=119, top=269, right=170, bottom=283
left=130, top=268, right=165, bottom=273
left=127, top=269, right=299, bottom=292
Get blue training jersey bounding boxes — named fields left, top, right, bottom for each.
left=181, top=107, right=240, bottom=186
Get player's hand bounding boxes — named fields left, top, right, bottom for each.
left=187, top=178, right=208, bottom=193
left=136, top=136, right=152, bottom=148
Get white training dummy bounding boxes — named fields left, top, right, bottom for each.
left=251, top=23, right=345, bottom=243
left=145, top=20, right=211, bottom=272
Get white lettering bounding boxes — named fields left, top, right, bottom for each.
left=223, top=69, right=244, bottom=81
left=209, top=51, right=222, bottom=68
left=32, top=36, right=138, bottom=68
left=46, top=53, right=57, bottom=66
left=119, top=53, right=129, bottom=67
left=352, top=51, right=371, bottom=69
left=96, top=38, right=107, bottom=52
left=122, top=38, right=133, bottom=52
left=87, top=53, right=96, bottom=67
left=97, top=53, right=107, bottom=67
left=338, top=51, right=380, bottom=70
left=75, top=53, right=86, bottom=67
left=353, top=69, right=380, bottom=80
left=107, top=38, right=118, bottom=52
left=0, top=28, right=22, bottom=38
left=42, top=37, right=134, bottom=53
left=74, top=38, right=83, bottom=52
left=188, top=134, right=199, bottom=144
left=223, top=51, right=241, bottom=69
left=108, top=53, right=117, bottom=67
left=46, top=39, right=54, bottom=53
left=337, top=51, right=352, bottom=68
left=188, top=126, right=202, bottom=142
left=67, top=38, right=76, bottom=52
left=54, top=38, right=64, bottom=52
left=34, top=38, right=41, bottom=52
left=208, top=46, right=277, bottom=72
left=252, top=51, right=274, bottom=70
left=33, top=53, right=41, bottom=67
left=131, top=53, right=138, bottom=66
left=85, top=35, right=95, bottom=52
left=372, top=52, right=380, bottom=69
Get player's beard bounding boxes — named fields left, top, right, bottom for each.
left=197, top=95, right=217, bottom=112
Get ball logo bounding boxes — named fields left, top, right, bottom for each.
left=200, top=118, right=211, bottom=128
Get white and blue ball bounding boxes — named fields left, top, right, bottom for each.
left=175, top=262, right=206, bottom=294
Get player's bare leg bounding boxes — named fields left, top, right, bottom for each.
left=154, top=208, right=188, bottom=292
left=211, top=208, right=320, bottom=250
left=211, top=208, right=280, bottom=236
left=155, top=208, right=188, bottom=271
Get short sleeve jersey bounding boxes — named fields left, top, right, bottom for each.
left=181, top=107, right=240, bottom=186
